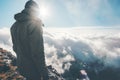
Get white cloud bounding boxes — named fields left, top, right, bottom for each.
left=0, top=28, right=14, bottom=55
left=43, top=28, right=120, bottom=71
left=0, top=27, right=120, bottom=73
left=0, top=28, right=11, bottom=44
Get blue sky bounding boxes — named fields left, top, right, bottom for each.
left=0, top=0, right=120, bottom=28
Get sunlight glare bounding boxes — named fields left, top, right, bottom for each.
left=39, top=5, right=51, bottom=19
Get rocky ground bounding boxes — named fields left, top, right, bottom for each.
left=0, top=48, right=64, bottom=80
left=0, top=48, right=25, bottom=80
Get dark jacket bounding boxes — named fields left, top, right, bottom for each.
left=11, top=8, right=48, bottom=80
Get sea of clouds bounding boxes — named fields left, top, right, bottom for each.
left=0, top=27, right=120, bottom=74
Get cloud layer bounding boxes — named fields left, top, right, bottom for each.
left=0, top=27, right=120, bottom=74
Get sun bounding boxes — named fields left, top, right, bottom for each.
left=39, top=5, right=51, bottom=19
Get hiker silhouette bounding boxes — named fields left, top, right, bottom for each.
left=11, top=0, right=48, bottom=80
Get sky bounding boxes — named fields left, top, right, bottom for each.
left=0, top=0, right=120, bottom=28
left=0, top=0, right=120, bottom=78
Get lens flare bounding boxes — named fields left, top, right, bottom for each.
left=39, top=5, right=51, bottom=20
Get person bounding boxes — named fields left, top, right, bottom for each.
left=10, top=0, right=48, bottom=80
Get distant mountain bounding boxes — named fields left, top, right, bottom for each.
left=62, top=58, right=120, bottom=80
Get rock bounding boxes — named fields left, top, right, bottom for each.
left=0, top=48, right=64, bottom=80
left=0, top=48, right=25, bottom=80
left=48, top=65, right=65, bottom=80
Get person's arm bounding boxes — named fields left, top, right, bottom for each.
left=28, top=22, right=47, bottom=74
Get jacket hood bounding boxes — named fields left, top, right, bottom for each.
left=25, top=0, right=39, bottom=9
left=14, top=8, right=39, bottom=22
left=14, top=13, right=28, bottom=22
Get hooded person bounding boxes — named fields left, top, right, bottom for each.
left=10, top=0, right=48, bottom=80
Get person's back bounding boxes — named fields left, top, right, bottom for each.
left=11, top=0, right=48, bottom=80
